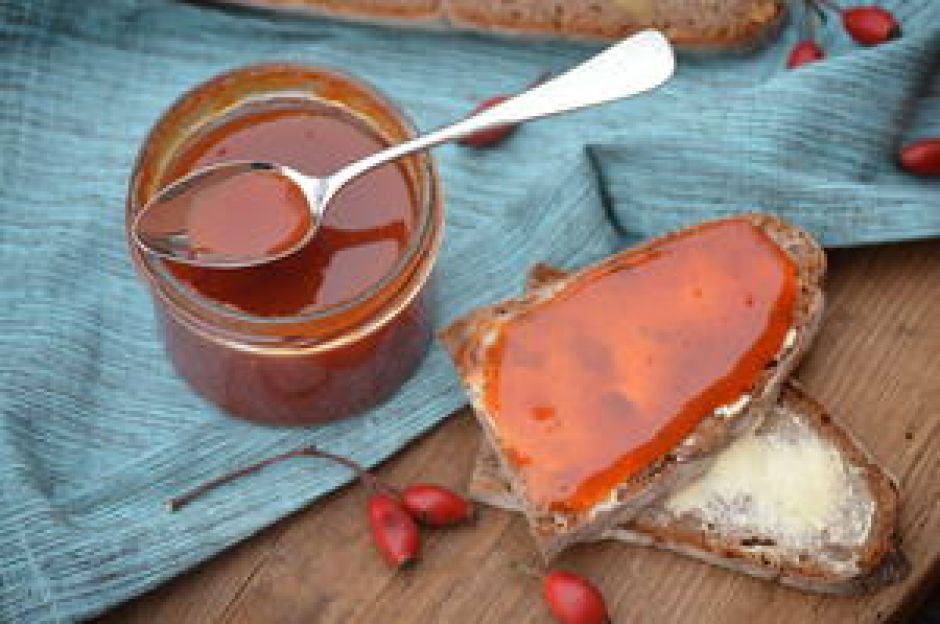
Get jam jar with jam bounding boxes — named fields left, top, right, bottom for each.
left=127, top=65, right=443, bottom=425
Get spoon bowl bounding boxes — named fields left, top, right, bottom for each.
left=132, top=161, right=330, bottom=269
left=133, top=30, right=675, bottom=269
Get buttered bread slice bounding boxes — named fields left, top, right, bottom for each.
left=440, top=215, right=825, bottom=559
left=471, top=382, right=907, bottom=594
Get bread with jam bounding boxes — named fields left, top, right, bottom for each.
left=440, top=215, right=826, bottom=560
left=471, top=378, right=907, bottom=594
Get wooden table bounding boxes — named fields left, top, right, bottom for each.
left=98, top=241, right=940, bottom=624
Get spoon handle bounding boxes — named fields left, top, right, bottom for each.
left=324, top=30, right=675, bottom=197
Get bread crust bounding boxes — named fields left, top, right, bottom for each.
left=442, top=214, right=826, bottom=560
left=205, top=0, right=786, bottom=50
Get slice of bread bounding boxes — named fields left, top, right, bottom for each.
left=470, top=381, right=908, bottom=594
left=440, top=215, right=825, bottom=560
left=207, top=0, right=786, bottom=50
left=443, top=0, right=787, bottom=49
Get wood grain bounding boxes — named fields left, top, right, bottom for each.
left=97, top=241, right=940, bottom=624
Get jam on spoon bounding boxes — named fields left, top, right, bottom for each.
left=184, top=166, right=311, bottom=264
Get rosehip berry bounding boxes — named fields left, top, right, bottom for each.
left=367, top=492, right=420, bottom=568
left=457, top=95, right=516, bottom=148
left=842, top=6, right=901, bottom=45
left=899, top=139, right=940, bottom=176
left=787, top=40, right=826, bottom=68
left=401, top=484, right=474, bottom=527
left=543, top=570, right=610, bottom=624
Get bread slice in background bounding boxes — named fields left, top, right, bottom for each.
left=205, top=0, right=443, bottom=25
left=205, top=0, right=786, bottom=50
left=440, top=215, right=825, bottom=560
left=471, top=381, right=908, bottom=594
left=444, top=0, right=786, bottom=49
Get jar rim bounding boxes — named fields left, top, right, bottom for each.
left=127, top=63, right=440, bottom=331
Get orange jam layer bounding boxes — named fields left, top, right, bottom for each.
left=165, top=108, right=415, bottom=317
left=484, top=220, right=797, bottom=513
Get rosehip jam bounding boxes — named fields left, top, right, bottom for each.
left=484, top=219, right=797, bottom=513
left=183, top=167, right=312, bottom=265
left=127, top=65, right=443, bottom=425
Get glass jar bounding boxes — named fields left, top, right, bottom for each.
left=126, top=64, right=443, bottom=425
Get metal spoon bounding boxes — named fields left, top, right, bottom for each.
left=132, top=30, right=675, bottom=269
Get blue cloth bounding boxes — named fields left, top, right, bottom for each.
left=1, top=1, right=937, bottom=621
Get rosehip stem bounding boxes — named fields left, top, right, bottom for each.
left=166, top=445, right=389, bottom=511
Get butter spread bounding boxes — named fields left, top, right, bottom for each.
left=666, top=411, right=874, bottom=549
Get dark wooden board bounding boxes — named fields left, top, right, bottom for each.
left=98, top=241, right=940, bottom=624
